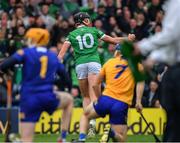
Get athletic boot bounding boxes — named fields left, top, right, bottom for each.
left=88, top=120, right=96, bottom=137
left=9, top=133, right=21, bottom=143
left=99, top=124, right=111, bottom=143
left=57, top=137, right=66, bottom=143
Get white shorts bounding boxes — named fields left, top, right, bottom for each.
left=75, top=62, right=101, bottom=79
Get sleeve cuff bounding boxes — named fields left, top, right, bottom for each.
left=100, top=34, right=106, bottom=40
left=137, top=39, right=154, bottom=56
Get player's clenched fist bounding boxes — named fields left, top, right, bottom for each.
left=128, top=34, right=136, bottom=41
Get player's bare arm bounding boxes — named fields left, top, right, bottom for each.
left=101, top=34, right=135, bottom=44
left=58, top=41, right=71, bottom=60
left=135, top=81, right=145, bottom=113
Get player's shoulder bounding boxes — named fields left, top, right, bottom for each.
left=88, top=26, right=98, bottom=32
left=106, top=58, right=117, bottom=64
left=103, top=58, right=115, bottom=67
left=70, top=27, right=81, bottom=34
left=47, top=50, right=58, bottom=59
left=104, top=57, right=127, bottom=67
left=75, top=26, right=96, bottom=32
left=16, top=47, right=32, bottom=55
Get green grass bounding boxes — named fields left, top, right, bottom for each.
left=0, top=134, right=162, bottom=142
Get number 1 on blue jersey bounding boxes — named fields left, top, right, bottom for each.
left=40, top=56, right=48, bottom=78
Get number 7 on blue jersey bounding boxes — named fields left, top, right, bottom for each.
left=114, top=65, right=128, bottom=79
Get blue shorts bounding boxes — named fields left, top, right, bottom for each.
left=20, top=92, right=59, bottom=122
left=93, top=95, right=128, bottom=125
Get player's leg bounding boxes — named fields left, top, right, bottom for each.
left=110, top=124, right=127, bottom=142
left=20, top=122, right=36, bottom=142
left=19, top=95, right=42, bottom=142
left=100, top=124, right=127, bottom=143
left=100, top=98, right=128, bottom=142
left=87, top=62, right=101, bottom=136
left=79, top=96, right=109, bottom=141
left=87, top=62, right=101, bottom=102
left=79, top=78, right=91, bottom=108
left=76, top=63, right=91, bottom=108
left=79, top=102, right=100, bottom=139
left=78, top=78, right=92, bottom=139
left=88, top=74, right=99, bottom=101
left=55, top=91, right=73, bottom=142
left=76, top=63, right=92, bottom=139
left=87, top=73, right=98, bottom=137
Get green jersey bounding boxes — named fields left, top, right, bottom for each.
left=66, top=26, right=105, bottom=65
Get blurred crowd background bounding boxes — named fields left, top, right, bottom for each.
left=0, top=0, right=167, bottom=108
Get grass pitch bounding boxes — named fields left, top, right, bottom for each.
left=0, top=134, right=162, bottom=142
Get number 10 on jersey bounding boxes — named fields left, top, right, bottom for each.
left=76, top=33, right=94, bottom=50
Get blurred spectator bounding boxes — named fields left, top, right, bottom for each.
left=104, top=0, right=117, bottom=17
left=24, top=0, right=39, bottom=18
left=129, top=18, right=138, bottom=35
left=0, top=74, right=7, bottom=106
left=96, top=4, right=108, bottom=31
left=116, top=7, right=131, bottom=33
left=80, top=0, right=97, bottom=21
left=142, top=80, right=161, bottom=108
left=62, top=0, right=79, bottom=17
left=148, top=0, right=162, bottom=21
left=43, top=0, right=60, bottom=18
left=94, top=19, right=103, bottom=31
left=0, top=12, right=11, bottom=29
left=51, top=17, right=71, bottom=46
left=134, top=0, right=147, bottom=14
left=107, top=16, right=123, bottom=37
left=35, top=15, right=46, bottom=29
left=135, top=12, right=150, bottom=40
left=40, top=3, right=56, bottom=30
left=82, top=0, right=99, bottom=12
left=121, top=0, right=138, bottom=14
left=71, top=85, right=82, bottom=107
left=100, top=43, right=115, bottom=64
left=0, top=28, right=8, bottom=56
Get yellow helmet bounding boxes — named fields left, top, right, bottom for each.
left=24, top=28, right=50, bottom=46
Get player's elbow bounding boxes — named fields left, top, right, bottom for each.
left=102, top=35, right=117, bottom=44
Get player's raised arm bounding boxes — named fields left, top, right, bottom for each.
left=58, top=41, right=71, bottom=60
left=101, top=34, right=136, bottom=44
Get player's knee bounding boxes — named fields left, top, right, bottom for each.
left=68, top=95, right=74, bottom=106
left=84, top=108, right=89, bottom=115
left=65, top=93, right=74, bottom=106
left=83, top=104, right=93, bottom=117
left=117, top=132, right=126, bottom=142
left=83, top=111, right=91, bottom=120
left=83, top=96, right=91, bottom=107
left=21, top=135, right=33, bottom=142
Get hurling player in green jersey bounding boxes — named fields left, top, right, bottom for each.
left=58, top=12, right=135, bottom=137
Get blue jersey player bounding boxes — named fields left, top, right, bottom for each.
left=0, top=28, right=73, bottom=143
